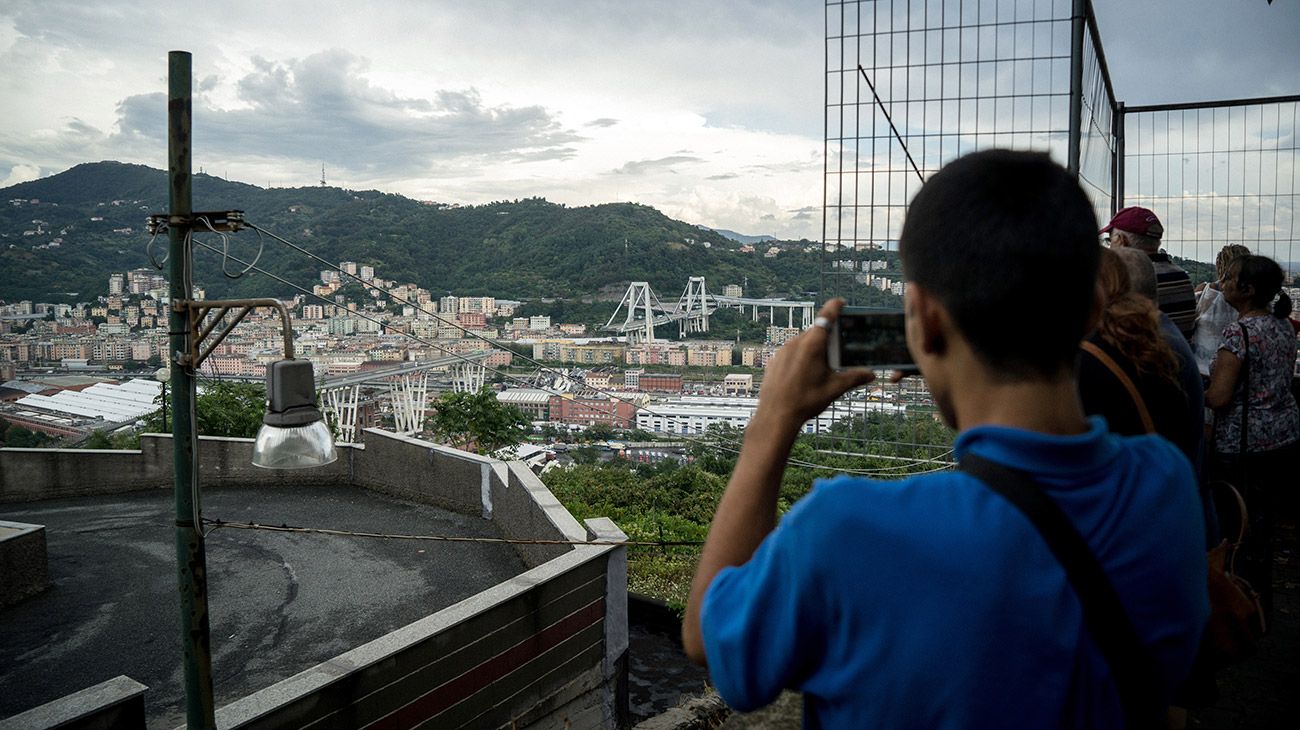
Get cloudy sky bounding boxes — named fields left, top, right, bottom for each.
left=1, top=0, right=1296, bottom=241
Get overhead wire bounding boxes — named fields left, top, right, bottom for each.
left=202, top=517, right=704, bottom=548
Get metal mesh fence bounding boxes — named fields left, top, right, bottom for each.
left=1120, top=98, right=1300, bottom=276
left=819, top=1, right=1297, bottom=463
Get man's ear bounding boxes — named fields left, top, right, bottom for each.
left=905, top=283, right=947, bottom=358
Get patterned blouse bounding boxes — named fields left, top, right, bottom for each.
left=1212, top=314, right=1300, bottom=454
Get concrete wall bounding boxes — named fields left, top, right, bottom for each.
left=0, top=520, right=48, bottom=607
left=0, top=435, right=355, bottom=503
left=348, top=429, right=591, bottom=569
left=0, top=676, right=146, bottom=730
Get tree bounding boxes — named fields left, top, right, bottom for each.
left=582, top=423, right=615, bottom=442
left=138, top=380, right=267, bottom=438
left=3, top=426, right=55, bottom=448
left=83, top=430, right=114, bottom=449
left=571, top=444, right=602, bottom=465
left=427, top=387, right=529, bottom=456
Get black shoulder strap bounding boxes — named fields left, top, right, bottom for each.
left=959, top=453, right=1162, bottom=727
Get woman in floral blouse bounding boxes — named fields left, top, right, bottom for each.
left=1205, top=254, right=1299, bottom=615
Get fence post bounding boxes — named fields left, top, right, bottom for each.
left=1067, top=0, right=1086, bottom=176
left=1113, top=101, right=1126, bottom=211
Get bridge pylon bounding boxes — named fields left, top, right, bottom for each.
left=605, top=281, right=662, bottom=344
left=389, top=374, right=429, bottom=435
left=452, top=362, right=486, bottom=393
left=677, top=276, right=711, bottom=336
left=322, top=384, right=360, bottom=442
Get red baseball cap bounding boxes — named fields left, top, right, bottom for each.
left=1101, top=206, right=1163, bottom=240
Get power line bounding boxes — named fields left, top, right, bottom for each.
left=203, top=518, right=704, bottom=548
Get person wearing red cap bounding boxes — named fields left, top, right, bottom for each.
left=1102, top=206, right=1198, bottom=340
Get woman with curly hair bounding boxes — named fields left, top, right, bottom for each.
left=1078, top=248, right=1199, bottom=464
left=1205, top=254, right=1299, bottom=615
left=1192, top=244, right=1251, bottom=375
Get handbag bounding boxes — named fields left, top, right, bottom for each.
left=1204, top=480, right=1267, bottom=666
left=1081, top=335, right=1266, bottom=666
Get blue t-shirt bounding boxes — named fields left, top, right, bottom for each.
left=701, top=418, right=1208, bottom=729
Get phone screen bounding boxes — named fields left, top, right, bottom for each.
left=829, top=307, right=915, bottom=371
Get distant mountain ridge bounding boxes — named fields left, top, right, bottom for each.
left=1, top=161, right=885, bottom=306
left=706, top=228, right=776, bottom=245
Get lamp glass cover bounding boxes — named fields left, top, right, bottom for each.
left=252, top=420, right=338, bottom=469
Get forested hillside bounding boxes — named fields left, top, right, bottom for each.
left=1, top=161, right=900, bottom=306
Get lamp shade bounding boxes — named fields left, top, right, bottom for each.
left=252, top=359, right=338, bottom=469
left=252, top=420, right=337, bottom=468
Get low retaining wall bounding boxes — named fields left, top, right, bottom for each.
left=0, top=676, right=146, bottom=730
left=0, top=520, right=48, bottom=607
left=0, top=435, right=355, bottom=503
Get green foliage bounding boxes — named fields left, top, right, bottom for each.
left=1176, top=255, right=1218, bottom=286
left=543, top=462, right=728, bottom=610
left=81, top=429, right=140, bottom=450
left=82, top=430, right=113, bottom=449
left=427, top=387, right=529, bottom=455
left=138, top=380, right=267, bottom=438
left=1, top=425, right=56, bottom=448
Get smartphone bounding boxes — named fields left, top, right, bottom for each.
left=827, top=307, right=916, bottom=372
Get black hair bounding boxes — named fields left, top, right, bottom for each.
left=899, top=149, right=1100, bottom=380
left=1231, top=254, right=1293, bottom=319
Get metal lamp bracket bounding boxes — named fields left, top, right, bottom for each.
left=173, top=297, right=294, bottom=368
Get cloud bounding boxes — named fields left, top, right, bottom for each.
left=612, top=155, right=703, bottom=175
left=104, top=50, right=582, bottom=177
left=706, top=173, right=739, bottom=180
left=0, top=163, right=41, bottom=188
left=586, top=118, right=619, bottom=128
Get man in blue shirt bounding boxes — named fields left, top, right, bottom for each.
left=682, top=150, right=1208, bottom=728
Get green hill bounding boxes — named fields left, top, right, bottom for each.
left=0, top=161, right=897, bottom=307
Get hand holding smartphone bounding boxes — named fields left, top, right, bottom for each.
left=826, top=307, right=917, bottom=373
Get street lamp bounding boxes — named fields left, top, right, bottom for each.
left=153, top=366, right=169, bottom=430
left=160, top=50, right=336, bottom=729
left=252, top=359, right=336, bottom=468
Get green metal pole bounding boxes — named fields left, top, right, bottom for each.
left=167, top=50, right=216, bottom=729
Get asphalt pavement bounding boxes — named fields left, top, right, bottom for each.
left=0, top=485, right=527, bottom=728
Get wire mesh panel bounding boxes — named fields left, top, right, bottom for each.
left=1075, top=9, right=1117, bottom=222
left=820, top=0, right=1094, bottom=465
left=823, top=0, right=1082, bottom=301
left=1121, top=98, right=1300, bottom=275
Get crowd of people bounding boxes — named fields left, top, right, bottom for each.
left=681, top=150, right=1299, bottom=727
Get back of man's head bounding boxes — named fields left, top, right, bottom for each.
left=899, top=149, right=1099, bottom=380
left=1113, top=246, right=1158, bottom=302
